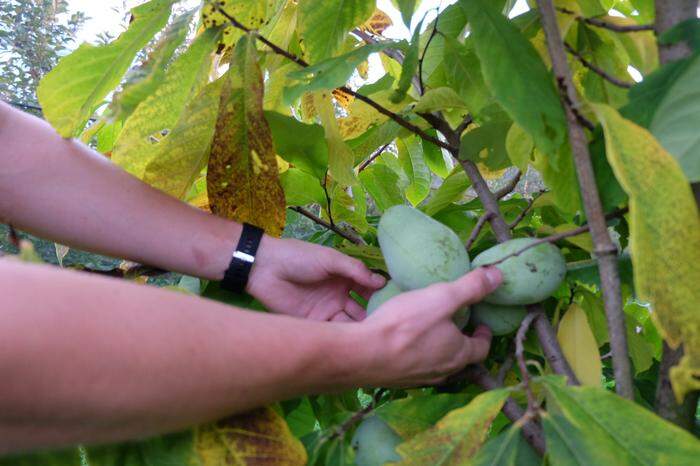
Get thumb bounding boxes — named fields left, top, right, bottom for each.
left=428, top=267, right=503, bottom=318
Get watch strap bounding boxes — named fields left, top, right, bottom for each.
left=221, top=223, right=264, bottom=293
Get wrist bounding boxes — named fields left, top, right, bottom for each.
left=245, top=234, right=283, bottom=294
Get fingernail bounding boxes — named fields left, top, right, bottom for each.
left=483, top=267, right=502, bottom=289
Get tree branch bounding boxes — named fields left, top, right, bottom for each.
left=358, top=143, right=390, bottom=172
left=653, top=0, right=699, bottom=428
left=289, top=206, right=364, bottom=245
left=556, top=7, right=654, bottom=32
left=516, top=313, right=540, bottom=414
left=564, top=43, right=634, bottom=89
left=536, top=0, right=633, bottom=399
left=465, top=212, right=493, bottom=250
left=418, top=9, right=440, bottom=95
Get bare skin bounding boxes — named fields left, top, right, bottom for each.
left=0, top=101, right=502, bottom=454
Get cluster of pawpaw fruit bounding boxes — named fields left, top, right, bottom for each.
left=353, top=206, right=567, bottom=466
left=368, top=205, right=567, bottom=336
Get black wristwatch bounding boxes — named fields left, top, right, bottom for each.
left=221, top=223, right=264, bottom=293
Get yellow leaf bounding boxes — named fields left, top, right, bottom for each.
left=593, top=103, right=700, bottom=401
left=358, top=8, right=393, bottom=35
left=396, top=389, right=510, bottom=465
left=195, top=407, right=307, bottom=466
left=557, top=304, right=603, bottom=387
left=207, top=34, right=286, bottom=236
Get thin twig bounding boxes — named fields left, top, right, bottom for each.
left=496, top=170, right=523, bottom=200
left=327, top=389, right=386, bottom=440
left=497, top=352, right=515, bottom=385
left=556, top=7, right=654, bottom=32
left=565, top=43, right=634, bottom=89
left=465, top=212, right=493, bottom=250
left=358, top=143, right=390, bottom=172
left=321, top=171, right=334, bottom=228
left=537, top=0, right=633, bottom=399
left=289, top=206, right=364, bottom=245
left=418, top=8, right=440, bottom=95
left=516, top=313, right=540, bottom=414
left=509, top=191, right=545, bottom=229
left=456, top=115, right=474, bottom=135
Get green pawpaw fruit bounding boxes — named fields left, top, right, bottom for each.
left=472, top=238, right=566, bottom=305
left=378, top=205, right=470, bottom=290
left=471, top=302, right=527, bottom=336
left=351, top=416, right=402, bottom=466
left=367, top=280, right=403, bottom=314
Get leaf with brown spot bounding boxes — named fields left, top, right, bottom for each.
left=395, top=389, right=510, bottom=465
left=195, top=407, right=307, bottom=466
left=207, top=34, right=286, bottom=236
left=358, top=8, right=393, bottom=36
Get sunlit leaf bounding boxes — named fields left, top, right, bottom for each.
left=37, top=0, right=176, bottom=137
left=413, top=87, right=468, bottom=113
left=265, top=111, right=328, bottom=180
left=314, top=91, right=357, bottom=186
left=280, top=168, right=326, bottom=207
left=359, top=163, right=404, bottom=212
left=594, top=103, right=700, bottom=401
left=358, top=8, right=393, bottom=35
left=375, top=393, right=470, bottom=439
left=207, top=34, right=286, bottom=236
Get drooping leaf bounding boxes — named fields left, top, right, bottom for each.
left=298, top=0, right=375, bottom=62
left=391, top=17, right=422, bottom=103
left=602, top=16, right=658, bottom=75
left=542, top=380, right=700, bottom=466
left=459, top=0, right=567, bottom=156
left=375, top=393, right=470, bottom=439
left=557, top=304, right=603, bottom=387
left=422, top=131, right=449, bottom=178
left=394, top=0, right=418, bottom=27
left=314, top=91, right=357, bottom=186
left=395, top=389, right=510, bottom=465
left=195, top=407, right=307, bottom=465
left=200, top=0, right=278, bottom=51
left=359, top=163, right=405, bottom=212
left=459, top=120, right=512, bottom=173
left=442, top=35, right=490, bottom=115
left=397, top=135, right=431, bottom=206
left=37, top=0, right=176, bottom=137
left=109, top=10, right=194, bottom=120
left=207, top=34, right=286, bottom=236
left=412, top=87, right=468, bottom=113
left=593, top=104, right=700, bottom=401
left=265, top=111, right=328, bottom=180
left=283, top=42, right=395, bottom=104
left=358, top=8, right=394, bottom=35
left=337, top=242, right=387, bottom=272
left=649, top=54, right=700, bottom=182
left=141, top=78, right=224, bottom=199
left=470, top=424, right=541, bottom=466
left=112, top=28, right=220, bottom=180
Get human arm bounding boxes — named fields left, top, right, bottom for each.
left=0, top=101, right=384, bottom=320
left=0, top=259, right=501, bottom=454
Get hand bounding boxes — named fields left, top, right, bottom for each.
left=355, top=267, right=503, bottom=387
left=246, top=236, right=386, bottom=321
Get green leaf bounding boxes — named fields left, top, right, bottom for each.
left=542, top=380, right=700, bottom=466
left=391, top=18, right=422, bottom=103
left=266, top=111, right=328, bottom=180
left=594, top=103, right=700, bottom=401
left=283, top=42, right=395, bottom=104
left=397, top=136, right=431, bottom=206
left=576, top=25, right=630, bottom=108
left=0, top=448, right=83, bottom=466
left=395, top=389, right=510, bottom=465
left=421, top=169, right=471, bottom=216
left=413, top=87, right=468, bottom=113
left=280, top=168, right=326, bottom=207
left=112, top=27, right=220, bottom=180
left=315, top=91, right=357, bottom=186
left=359, top=163, right=405, bottom=212
left=37, top=0, right=175, bottom=137
left=394, top=0, right=417, bottom=27
left=442, top=35, right=490, bottom=115
left=470, top=424, right=541, bottom=466
left=459, top=121, right=512, bottom=172
left=458, top=0, right=567, bottom=156
left=140, top=78, right=223, bottom=199
left=337, top=242, right=387, bottom=272
left=110, top=10, right=194, bottom=120
left=422, top=131, right=449, bottom=178
left=298, top=0, right=375, bottom=62
left=649, top=54, right=700, bottom=182
left=376, top=393, right=470, bottom=439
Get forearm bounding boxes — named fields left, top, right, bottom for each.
left=0, top=260, right=366, bottom=453
left=0, top=101, right=243, bottom=280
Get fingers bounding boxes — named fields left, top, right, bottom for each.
left=331, top=311, right=354, bottom=322
left=458, top=325, right=492, bottom=365
left=426, top=267, right=502, bottom=318
left=344, top=297, right=367, bottom=321
left=327, top=252, right=385, bottom=290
